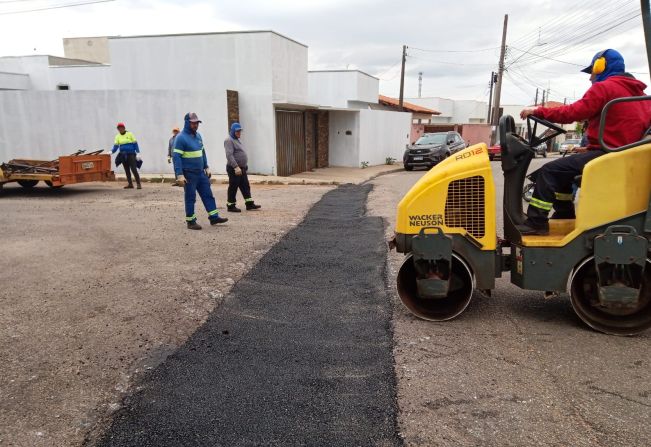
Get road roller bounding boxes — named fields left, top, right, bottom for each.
left=391, top=103, right=651, bottom=335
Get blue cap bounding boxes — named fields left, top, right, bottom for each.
left=231, top=122, right=242, bottom=132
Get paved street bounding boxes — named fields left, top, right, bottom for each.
left=93, top=185, right=400, bottom=446
left=368, top=158, right=651, bottom=447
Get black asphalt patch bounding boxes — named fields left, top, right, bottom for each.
left=93, top=184, right=401, bottom=447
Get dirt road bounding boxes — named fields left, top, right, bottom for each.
left=0, top=181, right=331, bottom=447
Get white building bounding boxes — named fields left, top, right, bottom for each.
left=0, top=31, right=411, bottom=175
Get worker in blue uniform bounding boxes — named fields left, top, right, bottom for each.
left=172, top=112, right=228, bottom=230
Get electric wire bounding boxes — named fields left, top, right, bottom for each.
left=0, top=0, right=114, bottom=14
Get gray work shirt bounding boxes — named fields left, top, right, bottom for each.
left=224, top=137, right=248, bottom=168
left=168, top=135, right=176, bottom=158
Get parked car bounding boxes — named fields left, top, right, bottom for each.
left=488, top=143, right=501, bottom=161
left=559, top=139, right=581, bottom=155
left=403, top=131, right=467, bottom=171
left=489, top=141, right=545, bottom=160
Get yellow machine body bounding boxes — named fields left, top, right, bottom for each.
left=395, top=144, right=497, bottom=251
left=522, top=143, right=651, bottom=247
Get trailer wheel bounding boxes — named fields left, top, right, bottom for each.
left=17, top=180, right=39, bottom=189
left=45, top=181, right=64, bottom=189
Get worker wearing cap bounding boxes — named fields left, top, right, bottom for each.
left=167, top=127, right=180, bottom=164
left=112, top=122, right=141, bottom=189
left=224, top=122, right=261, bottom=212
left=519, top=49, right=650, bottom=235
left=172, top=112, right=228, bottom=230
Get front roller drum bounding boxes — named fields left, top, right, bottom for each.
left=570, top=257, right=651, bottom=335
left=397, top=253, right=474, bottom=321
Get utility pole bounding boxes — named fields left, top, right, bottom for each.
left=541, top=89, right=546, bottom=106
left=487, top=71, right=496, bottom=123
left=491, top=14, right=508, bottom=144
left=642, top=0, right=651, bottom=74
left=563, top=97, right=567, bottom=105
left=399, top=45, right=407, bottom=109
left=418, top=72, right=423, bottom=98
left=534, top=88, right=539, bottom=106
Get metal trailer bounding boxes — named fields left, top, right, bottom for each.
left=0, top=150, right=115, bottom=190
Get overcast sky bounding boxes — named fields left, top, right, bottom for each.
left=1, top=0, right=648, bottom=105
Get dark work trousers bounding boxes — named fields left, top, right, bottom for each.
left=122, top=152, right=141, bottom=186
left=226, top=165, right=252, bottom=205
left=527, top=150, right=605, bottom=225
left=183, top=169, right=219, bottom=223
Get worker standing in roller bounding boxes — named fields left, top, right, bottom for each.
left=172, top=112, right=228, bottom=230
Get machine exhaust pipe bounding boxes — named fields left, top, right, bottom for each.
left=397, top=253, right=475, bottom=321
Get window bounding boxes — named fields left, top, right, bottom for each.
left=57, top=84, right=69, bottom=90
left=415, top=134, right=447, bottom=145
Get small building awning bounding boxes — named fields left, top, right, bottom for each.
left=378, top=95, right=441, bottom=115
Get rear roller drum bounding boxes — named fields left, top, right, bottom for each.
left=397, top=253, right=474, bottom=321
left=570, top=257, right=651, bottom=335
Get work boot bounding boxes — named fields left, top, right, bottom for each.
left=136, top=183, right=142, bottom=190
left=210, top=216, right=229, bottom=225
left=516, top=219, right=549, bottom=236
left=245, top=201, right=261, bottom=210
left=227, top=204, right=241, bottom=213
left=187, top=221, right=202, bottom=230
left=124, top=184, right=134, bottom=189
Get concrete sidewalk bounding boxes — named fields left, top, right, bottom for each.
left=118, top=164, right=404, bottom=186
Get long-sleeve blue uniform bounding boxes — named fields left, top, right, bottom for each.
left=172, top=114, right=220, bottom=223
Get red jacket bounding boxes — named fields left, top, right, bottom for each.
left=534, top=75, right=650, bottom=150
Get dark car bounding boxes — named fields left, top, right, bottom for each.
left=403, top=131, right=467, bottom=171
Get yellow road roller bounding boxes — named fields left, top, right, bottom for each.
left=392, top=104, right=651, bottom=335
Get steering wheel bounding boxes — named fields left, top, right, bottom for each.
left=526, top=115, right=566, bottom=148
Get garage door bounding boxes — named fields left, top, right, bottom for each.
left=276, top=110, right=306, bottom=176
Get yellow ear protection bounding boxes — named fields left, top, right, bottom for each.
left=592, top=50, right=607, bottom=75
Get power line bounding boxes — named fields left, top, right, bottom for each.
left=0, top=0, right=115, bottom=15
left=509, top=5, right=639, bottom=66
left=374, top=59, right=402, bottom=79
left=409, top=45, right=500, bottom=53
left=408, top=54, right=496, bottom=67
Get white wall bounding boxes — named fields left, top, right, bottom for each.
left=453, top=100, right=488, bottom=123
left=0, top=56, right=50, bottom=90
left=328, top=109, right=410, bottom=167
left=328, top=111, right=359, bottom=167
left=308, top=70, right=379, bottom=108
left=271, top=33, right=308, bottom=104
left=0, top=90, right=228, bottom=175
left=0, top=72, right=30, bottom=90
left=0, top=32, right=302, bottom=175
left=358, top=109, right=411, bottom=165
left=407, top=97, right=488, bottom=124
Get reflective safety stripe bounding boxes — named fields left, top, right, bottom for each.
left=208, top=209, right=219, bottom=216
left=173, top=149, right=184, bottom=154
left=181, top=149, right=204, bottom=158
left=226, top=202, right=235, bottom=206
left=530, top=197, right=553, bottom=211
left=185, top=214, right=197, bottom=222
left=554, top=192, right=574, bottom=201
left=244, top=198, right=254, bottom=203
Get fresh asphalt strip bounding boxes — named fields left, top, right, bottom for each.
left=93, top=184, right=401, bottom=447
